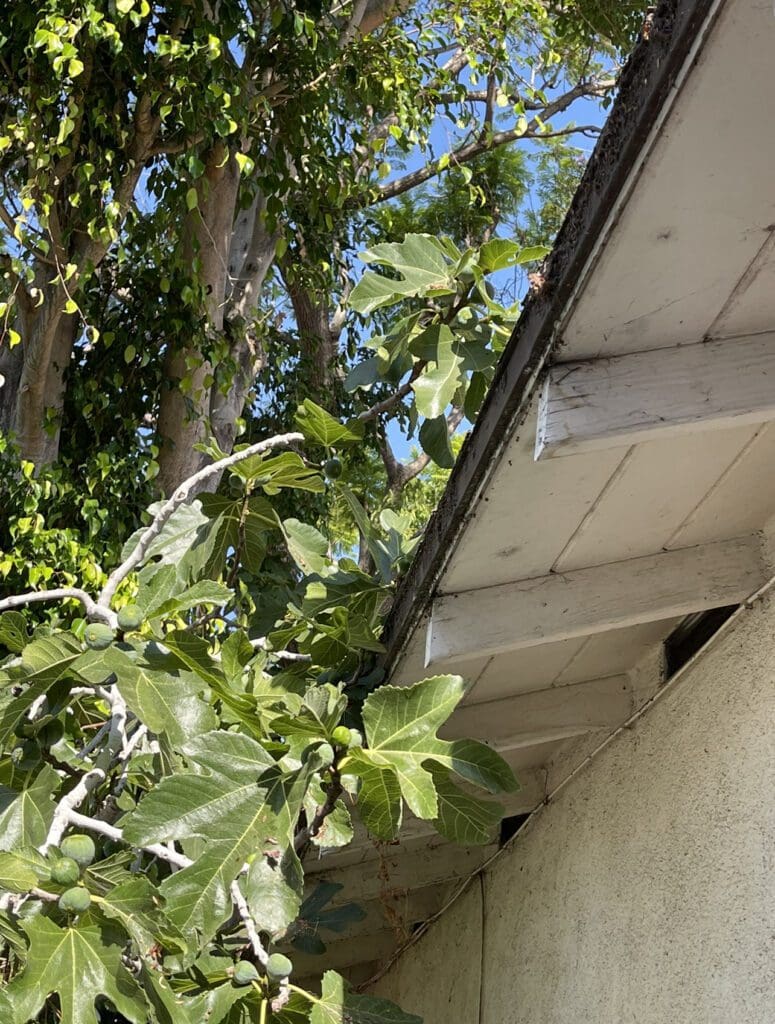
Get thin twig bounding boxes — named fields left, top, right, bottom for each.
left=77, top=721, right=110, bottom=760
left=65, top=810, right=192, bottom=869
left=294, top=776, right=343, bottom=854
left=357, top=363, right=426, bottom=423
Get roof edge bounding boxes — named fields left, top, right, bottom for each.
left=381, top=0, right=724, bottom=676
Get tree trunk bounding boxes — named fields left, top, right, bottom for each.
left=155, top=148, right=279, bottom=496
left=156, top=144, right=240, bottom=495
left=0, top=282, right=76, bottom=466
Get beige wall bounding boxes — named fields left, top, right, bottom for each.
left=371, top=594, right=775, bottom=1023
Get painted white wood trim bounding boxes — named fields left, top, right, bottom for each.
left=447, top=675, right=632, bottom=752
left=426, top=535, right=764, bottom=668
left=535, top=333, right=775, bottom=459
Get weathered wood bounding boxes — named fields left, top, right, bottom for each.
left=535, top=333, right=775, bottom=459
left=426, top=535, right=764, bottom=667
left=445, top=675, right=632, bottom=751
left=308, top=840, right=497, bottom=905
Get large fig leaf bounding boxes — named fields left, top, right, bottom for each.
left=0, top=766, right=59, bottom=851
left=351, top=675, right=516, bottom=826
left=349, top=234, right=456, bottom=315
left=411, top=329, right=464, bottom=420
left=0, top=916, right=149, bottom=1024
left=429, top=764, right=504, bottom=845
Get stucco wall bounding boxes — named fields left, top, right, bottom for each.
left=370, top=594, right=775, bottom=1023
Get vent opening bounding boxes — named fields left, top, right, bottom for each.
left=499, top=813, right=530, bottom=846
left=664, top=605, right=738, bottom=678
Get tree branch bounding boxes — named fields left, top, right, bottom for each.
left=65, top=810, right=191, bottom=868
left=230, top=878, right=270, bottom=964
left=356, top=362, right=426, bottom=423
left=374, top=77, right=614, bottom=203
left=40, top=768, right=106, bottom=853
left=294, top=776, right=343, bottom=854
left=250, top=637, right=312, bottom=663
left=98, top=431, right=304, bottom=608
left=0, top=588, right=116, bottom=626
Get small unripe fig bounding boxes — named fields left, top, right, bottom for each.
left=233, top=961, right=260, bottom=986
left=117, top=604, right=143, bottom=632
left=58, top=886, right=91, bottom=914
left=50, top=857, right=81, bottom=886
left=331, top=726, right=352, bottom=747
left=84, top=623, right=114, bottom=650
left=348, top=728, right=363, bottom=748
left=323, top=457, right=343, bottom=480
left=266, top=953, right=293, bottom=981
left=60, top=834, right=96, bottom=867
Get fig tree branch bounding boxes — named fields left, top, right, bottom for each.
left=40, top=768, right=107, bottom=853
left=357, top=362, right=427, bottom=423
left=0, top=588, right=115, bottom=626
left=294, top=775, right=344, bottom=855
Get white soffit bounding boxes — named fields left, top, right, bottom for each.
left=395, top=0, right=775, bottom=697
left=560, top=0, right=775, bottom=359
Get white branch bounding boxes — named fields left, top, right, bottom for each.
left=40, top=768, right=106, bottom=853
left=103, top=686, right=128, bottom=762
left=0, top=588, right=116, bottom=626
left=27, top=693, right=48, bottom=722
left=230, top=878, right=269, bottom=965
left=66, top=810, right=192, bottom=869
left=98, top=432, right=304, bottom=609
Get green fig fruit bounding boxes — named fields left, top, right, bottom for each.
left=233, top=961, right=260, bottom=986
left=323, top=457, right=343, bottom=480
left=266, top=953, right=293, bottom=981
left=84, top=623, right=115, bottom=650
left=60, top=834, right=96, bottom=867
left=50, top=856, right=81, bottom=886
left=117, top=604, right=143, bottom=632
left=331, top=726, right=352, bottom=747
left=348, top=728, right=363, bottom=748
left=58, top=887, right=91, bottom=914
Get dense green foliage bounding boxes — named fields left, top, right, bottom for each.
left=0, top=0, right=640, bottom=1019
